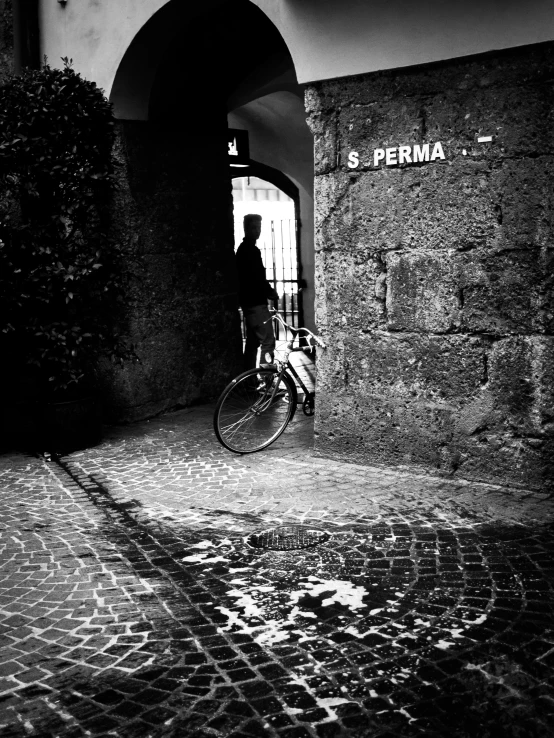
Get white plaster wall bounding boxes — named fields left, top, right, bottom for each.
left=37, top=0, right=221, bottom=99
left=39, top=0, right=554, bottom=99
left=256, top=0, right=554, bottom=83
left=38, top=0, right=161, bottom=97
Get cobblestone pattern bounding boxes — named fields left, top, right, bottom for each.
left=68, top=406, right=554, bottom=525
left=1, top=406, right=554, bottom=737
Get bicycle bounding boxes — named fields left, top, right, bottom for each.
left=213, top=310, right=326, bottom=453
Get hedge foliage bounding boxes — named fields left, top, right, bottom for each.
left=0, top=60, right=127, bottom=396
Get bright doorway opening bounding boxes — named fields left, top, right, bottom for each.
left=232, top=175, right=314, bottom=394
left=232, top=176, right=303, bottom=333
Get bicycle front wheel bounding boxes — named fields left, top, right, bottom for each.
left=214, top=368, right=296, bottom=453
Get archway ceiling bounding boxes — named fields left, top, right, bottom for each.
left=226, top=54, right=300, bottom=114
left=108, top=0, right=313, bottom=199
left=229, top=91, right=313, bottom=194
left=110, top=0, right=300, bottom=121
left=146, top=0, right=300, bottom=122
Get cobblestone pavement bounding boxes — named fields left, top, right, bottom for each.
left=1, top=405, right=554, bottom=737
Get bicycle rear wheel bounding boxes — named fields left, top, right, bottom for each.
left=214, top=368, right=296, bottom=453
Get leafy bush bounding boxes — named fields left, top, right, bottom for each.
left=0, top=59, right=129, bottom=398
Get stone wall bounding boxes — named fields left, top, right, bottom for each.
left=306, top=42, right=554, bottom=490
left=99, top=120, right=243, bottom=422
left=0, top=0, right=13, bottom=84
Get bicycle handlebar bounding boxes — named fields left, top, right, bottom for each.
left=268, top=308, right=326, bottom=349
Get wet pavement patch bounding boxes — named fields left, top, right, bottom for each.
left=1, top=439, right=554, bottom=737
left=246, top=525, right=331, bottom=550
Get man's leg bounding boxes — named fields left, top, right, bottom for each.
left=243, top=305, right=275, bottom=369
left=257, top=306, right=276, bottom=365
left=243, top=316, right=259, bottom=371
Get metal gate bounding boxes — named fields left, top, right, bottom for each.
left=240, top=218, right=303, bottom=341
left=261, top=218, right=302, bottom=335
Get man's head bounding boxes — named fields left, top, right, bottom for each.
left=243, top=213, right=262, bottom=241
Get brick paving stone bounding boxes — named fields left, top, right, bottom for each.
left=1, top=406, right=554, bottom=736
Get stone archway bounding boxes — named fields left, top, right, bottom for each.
left=103, top=0, right=313, bottom=422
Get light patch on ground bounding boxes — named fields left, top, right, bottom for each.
left=216, top=602, right=294, bottom=647
left=396, top=706, right=416, bottom=722
left=286, top=675, right=351, bottom=723
left=444, top=627, right=469, bottom=639
left=217, top=577, right=373, bottom=647
left=290, top=577, right=368, bottom=612
left=181, top=553, right=229, bottom=563
left=190, top=540, right=215, bottom=549
left=464, top=662, right=523, bottom=698
left=345, top=624, right=392, bottom=640
left=413, top=618, right=432, bottom=628
left=290, top=606, right=317, bottom=619
left=462, top=613, right=488, bottom=625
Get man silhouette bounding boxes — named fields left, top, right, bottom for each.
left=235, top=214, right=279, bottom=370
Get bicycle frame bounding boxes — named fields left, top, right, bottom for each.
left=263, top=310, right=326, bottom=414
left=213, top=311, right=326, bottom=453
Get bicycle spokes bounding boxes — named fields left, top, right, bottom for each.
left=214, top=368, right=295, bottom=453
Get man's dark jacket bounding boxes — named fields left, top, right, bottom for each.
left=235, top=238, right=275, bottom=309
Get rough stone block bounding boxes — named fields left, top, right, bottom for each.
left=342, top=331, right=485, bottom=407
left=315, top=390, right=454, bottom=470
left=486, top=337, right=554, bottom=437
left=489, top=158, right=554, bottom=250
left=460, top=251, right=549, bottom=334
left=386, top=249, right=553, bottom=335
left=315, top=388, right=554, bottom=489
left=0, top=0, right=14, bottom=85
left=315, top=161, right=499, bottom=254
left=314, top=172, right=352, bottom=247
left=453, top=389, right=496, bottom=437
left=316, top=389, right=554, bottom=491
left=393, top=162, right=496, bottom=253
left=316, top=332, right=554, bottom=486
left=487, top=337, right=536, bottom=434
left=337, top=99, right=424, bottom=168
left=424, top=84, right=554, bottom=159
left=539, top=338, right=554, bottom=433
left=306, top=112, right=338, bottom=176
left=451, top=432, right=554, bottom=490
left=318, top=244, right=550, bottom=339
left=386, top=253, right=461, bottom=333
left=315, top=341, right=346, bottom=395
left=315, top=251, right=386, bottom=332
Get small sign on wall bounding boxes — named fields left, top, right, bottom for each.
left=228, top=129, right=250, bottom=168
left=347, top=142, right=445, bottom=169
left=346, top=136, right=494, bottom=168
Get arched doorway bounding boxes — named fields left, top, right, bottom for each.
left=232, top=169, right=303, bottom=333
left=104, top=0, right=313, bottom=421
